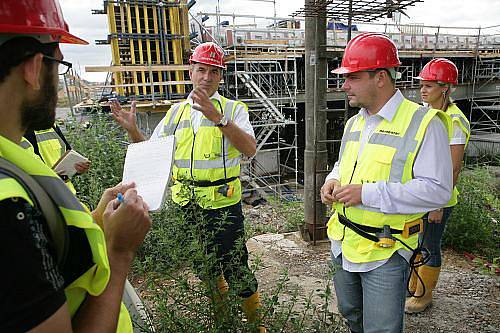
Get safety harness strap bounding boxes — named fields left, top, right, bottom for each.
left=0, top=157, right=68, bottom=267
left=338, top=214, right=403, bottom=243
left=179, top=176, right=238, bottom=187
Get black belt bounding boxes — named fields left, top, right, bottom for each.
left=179, top=176, right=238, bottom=187
left=338, top=214, right=402, bottom=243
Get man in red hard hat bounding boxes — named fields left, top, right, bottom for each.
left=0, top=1, right=151, bottom=332
left=320, top=33, right=453, bottom=332
left=111, top=42, right=265, bottom=331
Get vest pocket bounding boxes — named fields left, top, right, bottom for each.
left=210, top=127, right=224, bottom=159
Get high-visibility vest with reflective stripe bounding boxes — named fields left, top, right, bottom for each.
left=20, top=129, right=77, bottom=194
left=0, top=135, right=132, bottom=332
left=446, top=103, right=470, bottom=207
left=159, top=96, right=244, bottom=209
left=327, top=100, right=451, bottom=263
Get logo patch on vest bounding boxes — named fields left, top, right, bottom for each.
left=378, top=129, right=400, bottom=135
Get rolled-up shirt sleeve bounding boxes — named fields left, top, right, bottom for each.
left=361, top=116, right=453, bottom=214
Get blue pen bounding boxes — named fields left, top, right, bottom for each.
left=117, top=192, right=125, bottom=205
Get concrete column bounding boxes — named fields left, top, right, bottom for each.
left=304, top=0, right=328, bottom=241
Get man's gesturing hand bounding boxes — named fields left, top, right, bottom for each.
left=191, top=88, right=223, bottom=123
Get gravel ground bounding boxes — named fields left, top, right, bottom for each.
left=244, top=203, right=500, bottom=333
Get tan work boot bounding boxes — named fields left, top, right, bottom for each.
left=213, top=275, right=229, bottom=316
left=242, top=292, right=267, bottom=333
left=405, top=265, right=441, bottom=313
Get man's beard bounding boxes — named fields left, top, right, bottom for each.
left=20, top=70, right=58, bottom=132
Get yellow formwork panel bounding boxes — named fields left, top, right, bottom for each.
left=162, top=6, right=172, bottom=96
left=143, top=4, right=154, bottom=98
left=169, top=1, right=185, bottom=94
left=118, top=3, right=132, bottom=96
left=152, top=8, right=164, bottom=95
left=179, top=0, right=190, bottom=53
left=107, top=3, right=124, bottom=96
left=126, top=4, right=139, bottom=96
left=106, top=0, right=189, bottom=99
left=134, top=5, right=147, bottom=96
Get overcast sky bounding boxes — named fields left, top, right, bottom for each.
left=59, top=0, right=500, bottom=82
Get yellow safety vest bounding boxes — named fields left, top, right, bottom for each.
left=0, top=135, right=132, bottom=332
left=20, top=128, right=77, bottom=194
left=327, top=99, right=451, bottom=263
left=160, top=96, right=244, bottom=209
left=445, top=103, right=470, bottom=207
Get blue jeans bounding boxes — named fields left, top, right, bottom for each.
left=332, top=253, right=409, bottom=333
left=420, top=207, right=453, bottom=267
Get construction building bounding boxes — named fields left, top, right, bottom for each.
left=81, top=0, right=500, bottom=240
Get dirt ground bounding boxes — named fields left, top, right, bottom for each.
left=244, top=206, right=500, bottom=333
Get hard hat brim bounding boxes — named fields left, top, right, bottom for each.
left=0, top=24, right=88, bottom=45
left=331, top=67, right=351, bottom=74
left=189, top=59, right=226, bottom=69
left=60, top=31, right=88, bottom=45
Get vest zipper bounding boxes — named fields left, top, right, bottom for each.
left=343, top=160, right=358, bottom=218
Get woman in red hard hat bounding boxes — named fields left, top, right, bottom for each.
left=406, top=58, right=470, bottom=313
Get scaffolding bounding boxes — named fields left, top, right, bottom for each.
left=83, top=0, right=500, bottom=217
left=194, top=11, right=301, bottom=198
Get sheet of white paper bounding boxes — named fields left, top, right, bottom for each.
left=122, top=136, right=175, bottom=211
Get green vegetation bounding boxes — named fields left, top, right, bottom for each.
left=64, top=111, right=127, bottom=210
left=63, top=110, right=499, bottom=330
left=63, top=111, right=346, bottom=332
left=444, top=166, right=500, bottom=262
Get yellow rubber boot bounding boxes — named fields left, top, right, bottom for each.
left=216, top=275, right=229, bottom=296
left=212, top=275, right=229, bottom=320
left=405, top=265, right=441, bottom=313
left=242, top=292, right=267, bottom=333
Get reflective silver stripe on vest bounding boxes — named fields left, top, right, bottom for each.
left=20, top=141, right=32, bottom=149
left=166, top=120, right=190, bottom=134
left=36, top=131, right=66, bottom=157
left=35, top=131, right=60, bottom=143
left=450, top=114, right=470, bottom=133
left=368, top=106, right=429, bottom=182
left=162, top=104, right=182, bottom=135
left=0, top=173, right=9, bottom=179
left=200, top=118, right=216, bottom=127
left=175, top=157, right=241, bottom=169
left=338, top=117, right=361, bottom=163
left=225, top=100, right=236, bottom=119
left=33, top=175, right=86, bottom=212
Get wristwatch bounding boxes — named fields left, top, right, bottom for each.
left=215, top=115, right=228, bottom=127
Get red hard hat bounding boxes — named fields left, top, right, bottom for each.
left=0, top=0, right=87, bottom=45
left=189, top=42, right=226, bottom=69
left=332, top=33, right=401, bottom=74
left=416, top=58, right=458, bottom=85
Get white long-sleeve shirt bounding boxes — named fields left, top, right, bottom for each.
left=326, top=90, right=453, bottom=272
